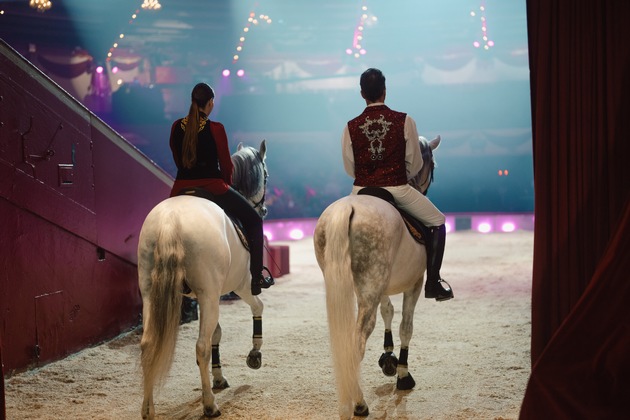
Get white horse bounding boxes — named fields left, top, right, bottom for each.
left=313, top=136, right=442, bottom=419
left=138, top=140, right=269, bottom=419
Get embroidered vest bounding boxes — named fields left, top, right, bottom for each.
left=348, top=105, right=407, bottom=186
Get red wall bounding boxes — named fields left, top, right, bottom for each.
left=0, top=40, right=172, bottom=373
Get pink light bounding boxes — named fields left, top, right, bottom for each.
left=445, top=222, right=452, bottom=233
left=222, top=69, right=231, bottom=77
left=473, top=41, right=480, bottom=48
left=96, top=66, right=104, bottom=74
left=501, top=222, right=516, bottom=233
left=111, top=66, right=119, bottom=74
left=289, top=229, right=304, bottom=240
left=346, top=48, right=353, bottom=55
left=488, top=40, right=495, bottom=47
left=360, top=49, right=366, bottom=55
left=477, top=222, right=492, bottom=233
left=263, top=230, right=273, bottom=241
left=236, top=69, right=245, bottom=77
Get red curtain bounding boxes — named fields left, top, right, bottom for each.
left=521, top=0, right=630, bottom=418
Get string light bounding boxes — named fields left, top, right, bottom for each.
left=346, top=1, right=377, bottom=59
left=29, top=0, right=52, bottom=13
left=223, top=11, right=272, bottom=76
left=471, top=1, right=494, bottom=50
left=106, top=5, right=148, bottom=62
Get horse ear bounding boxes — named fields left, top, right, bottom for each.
left=429, top=135, right=441, bottom=150
left=259, top=139, right=267, bottom=160
left=237, top=142, right=244, bottom=151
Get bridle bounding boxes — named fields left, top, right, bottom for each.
left=249, top=150, right=268, bottom=215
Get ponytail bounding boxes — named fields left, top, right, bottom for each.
left=182, top=83, right=215, bottom=169
left=182, top=102, right=199, bottom=168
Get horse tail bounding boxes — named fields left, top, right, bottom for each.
left=323, top=201, right=361, bottom=411
left=140, top=213, right=185, bottom=388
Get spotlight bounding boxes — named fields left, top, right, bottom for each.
left=222, top=69, right=231, bottom=77
left=289, top=229, right=304, bottom=240
left=96, top=66, right=104, bottom=74
left=236, top=69, right=245, bottom=77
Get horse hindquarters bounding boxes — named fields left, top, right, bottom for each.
left=139, top=213, right=186, bottom=419
left=316, top=202, right=366, bottom=419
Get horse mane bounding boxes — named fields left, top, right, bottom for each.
left=231, top=146, right=265, bottom=199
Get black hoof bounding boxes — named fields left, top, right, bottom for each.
left=354, top=402, right=369, bottom=417
left=204, top=407, right=221, bottom=418
left=378, top=352, right=398, bottom=377
left=246, top=350, right=262, bottom=369
left=396, top=372, right=416, bottom=390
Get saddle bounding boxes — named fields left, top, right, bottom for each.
left=177, top=187, right=250, bottom=251
left=357, top=187, right=429, bottom=245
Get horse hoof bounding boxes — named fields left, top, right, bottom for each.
left=378, top=352, right=398, bottom=377
left=204, top=406, right=221, bottom=418
left=212, top=378, right=230, bottom=389
left=396, top=372, right=416, bottom=390
left=246, top=350, right=262, bottom=369
left=354, top=402, right=369, bottom=417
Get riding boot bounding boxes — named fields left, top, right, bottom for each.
left=424, top=224, right=454, bottom=301
left=180, top=296, right=199, bottom=324
left=249, top=234, right=275, bottom=296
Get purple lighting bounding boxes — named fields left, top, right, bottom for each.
left=501, top=222, right=516, bottom=232
left=222, top=69, right=231, bottom=77
left=96, top=66, right=104, bottom=74
left=236, top=69, right=245, bottom=77
left=289, top=229, right=304, bottom=240
left=111, top=66, right=119, bottom=74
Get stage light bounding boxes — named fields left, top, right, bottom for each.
left=111, top=66, right=119, bottom=74
left=477, top=222, right=492, bottom=233
left=289, top=229, right=305, bottom=240
left=96, top=66, right=104, bottom=74
left=236, top=69, right=245, bottom=77
left=501, top=222, right=516, bottom=232
left=222, top=69, right=231, bottom=77
left=264, top=230, right=273, bottom=241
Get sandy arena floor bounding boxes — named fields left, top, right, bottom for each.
left=4, top=230, right=533, bottom=419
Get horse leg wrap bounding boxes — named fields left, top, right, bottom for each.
left=384, top=329, right=394, bottom=351
left=212, top=344, right=221, bottom=369
left=398, top=347, right=409, bottom=368
left=253, top=316, right=262, bottom=340
left=252, top=316, right=262, bottom=350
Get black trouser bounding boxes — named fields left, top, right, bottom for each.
left=212, top=187, right=264, bottom=280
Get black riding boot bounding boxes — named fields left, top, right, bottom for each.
left=251, top=266, right=275, bottom=296
left=424, top=224, right=454, bottom=301
left=249, top=235, right=275, bottom=296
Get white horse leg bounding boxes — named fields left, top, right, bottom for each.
left=138, top=259, right=155, bottom=420
left=196, top=296, right=221, bottom=417
left=396, top=284, right=422, bottom=390
left=140, top=297, right=155, bottom=420
left=210, top=322, right=229, bottom=389
left=352, top=296, right=381, bottom=417
left=237, top=294, right=264, bottom=369
left=378, top=296, right=399, bottom=377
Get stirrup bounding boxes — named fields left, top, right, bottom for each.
left=425, top=279, right=453, bottom=301
left=259, top=266, right=275, bottom=288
